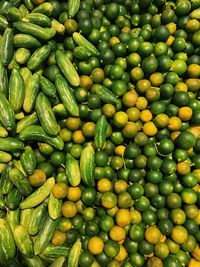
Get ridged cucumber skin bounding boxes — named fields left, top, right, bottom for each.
left=96, top=85, right=117, bottom=104
left=80, top=145, right=95, bottom=187
left=0, top=137, right=24, bottom=152
left=6, top=188, right=22, bottom=210
left=21, top=256, right=46, bottom=267
left=0, top=91, right=16, bottom=132
left=19, top=208, right=33, bottom=230
left=19, top=125, right=64, bottom=150
left=40, top=76, right=57, bottom=98
left=0, top=58, right=8, bottom=96
left=20, top=177, right=55, bottom=209
left=95, top=115, right=107, bottom=151
left=35, top=92, right=59, bottom=136
left=16, top=112, right=38, bottom=134
left=9, top=167, right=33, bottom=196
left=67, top=240, right=82, bottom=267
left=24, top=13, right=51, bottom=27
left=6, top=208, right=20, bottom=234
left=32, top=3, right=53, bottom=16
left=0, top=188, right=5, bottom=209
left=41, top=244, right=69, bottom=258
left=0, top=28, right=14, bottom=66
left=23, top=73, right=40, bottom=113
left=68, top=0, right=80, bottom=17
left=0, top=15, right=9, bottom=31
left=28, top=203, right=47, bottom=236
left=65, top=153, right=81, bottom=186
left=0, top=151, right=12, bottom=163
left=0, top=219, right=16, bottom=264
left=73, top=32, right=99, bottom=56
left=73, top=46, right=91, bottom=60
left=0, top=163, right=13, bottom=195
left=20, top=146, right=36, bottom=175
left=34, top=214, right=59, bottom=255
left=56, top=50, right=80, bottom=87
left=14, top=225, right=34, bottom=258
left=55, top=74, right=79, bottom=117
left=48, top=192, right=62, bottom=220
left=50, top=256, right=65, bottom=267
left=27, top=45, right=51, bottom=71
left=9, top=68, right=25, bottom=113
left=14, top=34, right=41, bottom=48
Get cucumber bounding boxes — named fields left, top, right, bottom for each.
left=20, top=146, right=36, bottom=175
left=43, top=64, right=61, bottom=82
left=32, top=3, right=53, bottom=16
left=4, top=257, right=21, bottom=267
left=6, top=188, right=22, bottom=210
left=0, top=219, right=16, bottom=264
left=35, top=92, right=59, bottom=136
left=0, top=137, right=24, bottom=152
left=16, top=112, right=38, bottom=134
left=28, top=202, right=47, bottom=236
left=52, top=103, right=68, bottom=117
left=19, top=125, right=64, bottom=150
left=51, top=19, right=65, bottom=35
left=22, top=256, right=46, bottom=267
left=0, top=163, right=6, bottom=174
left=65, top=153, right=81, bottom=186
left=55, top=74, right=79, bottom=117
left=56, top=50, right=80, bottom=87
left=40, top=75, right=57, bottom=98
left=23, top=73, right=40, bottom=113
left=1, top=163, right=13, bottom=195
left=9, top=167, right=33, bottom=196
left=23, top=0, right=34, bottom=11
left=20, top=177, right=55, bottom=209
left=41, top=244, right=69, bottom=258
left=10, top=0, right=22, bottom=7
left=13, top=159, right=27, bottom=177
left=73, top=46, right=91, bottom=60
left=15, top=48, right=31, bottom=65
left=67, top=240, right=82, bottom=267
left=0, top=2, right=11, bottom=16
left=50, top=256, right=65, bottom=267
left=80, top=145, right=95, bottom=187
left=20, top=208, right=33, bottom=230
left=96, top=85, right=117, bottom=104
left=6, top=208, right=20, bottom=234
left=14, top=225, right=34, bottom=258
left=0, top=151, right=12, bottom=163
left=34, top=214, right=59, bottom=255
left=0, top=15, right=9, bottom=32
left=19, top=67, right=32, bottom=86
left=190, top=8, right=200, bottom=19
left=0, top=188, right=5, bottom=209
left=5, top=7, right=22, bottom=22
left=68, top=0, right=80, bottom=17
left=0, top=126, right=8, bottom=137
left=9, top=68, right=25, bottom=113
left=13, top=21, right=56, bottom=41
left=0, top=91, right=16, bottom=132
left=0, top=28, right=14, bottom=66
left=14, top=34, right=41, bottom=48
left=73, top=32, right=99, bottom=56
left=19, top=4, right=29, bottom=17
left=0, top=58, right=8, bottom=96
left=48, top=192, right=62, bottom=220
left=27, top=45, right=51, bottom=71
left=94, top=115, right=107, bottom=151
left=24, top=13, right=52, bottom=27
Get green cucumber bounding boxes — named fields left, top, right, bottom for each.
left=65, top=153, right=81, bottom=186
left=20, top=146, right=36, bottom=175
left=1, top=164, right=13, bottom=195
left=0, top=137, right=24, bottom=152
left=73, top=32, right=99, bottom=56
left=0, top=15, right=9, bottom=31
left=14, top=225, right=34, bottom=258
left=13, top=159, right=27, bottom=177
left=19, top=4, right=29, bottom=17
left=34, top=214, right=59, bottom=255
left=0, top=188, right=5, bottom=209
left=20, top=208, right=33, bottom=230
left=9, top=167, right=33, bottom=196
left=4, top=257, right=21, bottom=267
left=6, top=208, right=20, bottom=234
left=56, top=50, right=80, bottom=87
left=23, top=0, right=34, bottom=11
left=40, top=76, right=57, bottom=98
left=32, top=3, right=53, bottom=16
left=55, top=74, right=79, bottom=117
left=10, top=0, right=22, bottom=7
left=0, top=126, right=8, bottom=137
left=41, top=244, right=69, bottom=258
left=73, top=46, right=92, bottom=60
left=68, top=0, right=80, bottom=17
left=96, top=85, right=117, bottom=104
left=43, top=64, right=61, bottom=82
left=6, top=188, right=22, bottom=210
left=80, top=145, right=95, bottom=187
left=19, top=67, right=32, bottom=86
left=67, top=240, right=82, bottom=267
left=15, top=48, right=31, bottom=65
left=23, top=73, right=40, bottom=113
left=52, top=103, right=68, bottom=117
left=9, top=68, right=25, bottom=113
left=0, top=91, right=16, bottom=132
left=24, top=13, right=51, bottom=27
left=0, top=2, right=11, bottom=16
left=5, top=7, right=22, bottom=22
left=0, top=28, right=14, bottom=66
left=27, top=45, right=51, bottom=71
left=0, top=151, right=12, bottom=163
left=35, top=92, right=59, bottom=136
left=51, top=19, right=65, bottom=35
left=0, top=58, right=8, bottom=96
left=22, top=256, right=46, bottom=267
left=19, top=125, right=64, bottom=150
left=13, top=21, right=56, bottom=41
left=50, top=256, right=65, bottom=267
left=28, top=202, right=47, bottom=236
left=48, top=192, right=62, bottom=220
left=94, top=115, right=107, bottom=151
left=16, top=112, right=38, bottom=134
left=14, top=34, right=41, bottom=48
left=20, top=177, right=55, bottom=209
left=0, top=219, right=16, bottom=264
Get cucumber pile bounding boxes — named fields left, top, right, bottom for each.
left=0, top=0, right=200, bottom=266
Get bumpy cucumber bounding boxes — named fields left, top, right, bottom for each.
left=6, top=188, right=22, bottom=210
left=0, top=28, right=14, bottom=66
left=67, top=240, right=82, bottom=267
left=19, top=208, right=33, bottom=230
left=80, top=145, right=95, bottom=187
left=48, top=192, right=62, bottom=220
left=41, top=244, right=69, bottom=258
left=32, top=3, right=53, bottom=16
left=14, top=33, right=41, bottom=48
left=73, top=32, right=99, bottom=56
left=24, top=13, right=51, bottom=27
left=27, top=45, right=51, bottom=71
left=22, top=256, right=46, bottom=267
left=0, top=137, right=24, bottom=152
left=20, top=146, right=36, bottom=175
left=96, top=85, right=117, bottom=104
left=0, top=58, right=8, bottom=96
left=68, top=0, right=80, bottom=17
left=94, top=115, right=107, bottom=151
left=40, top=76, right=57, bottom=98
left=28, top=202, right=47, bottom=236
left=50, top=256, right=65, bottom=267
left=1, top=163, right=13, bottom=195
left=16, top=112, right=38, bottom=134
left=6, top=208, right=20, bottom=234
left=66, top=153, right=81, bottom=186
left=0, top=91, right=16, bottom=132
